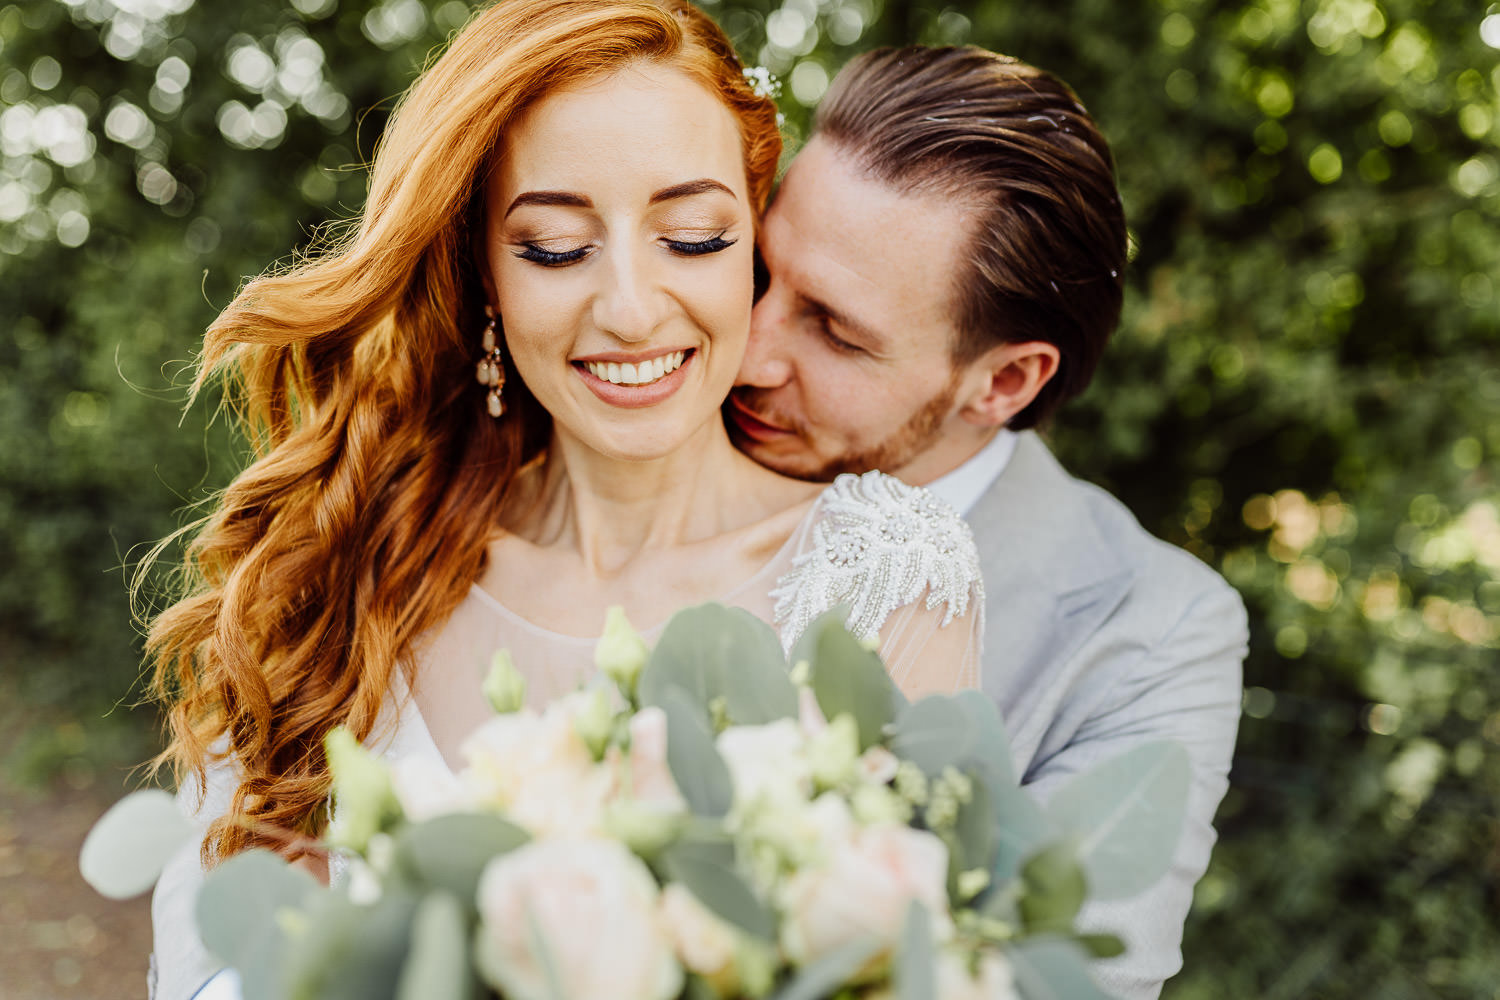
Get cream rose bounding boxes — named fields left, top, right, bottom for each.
left=717, top=718, right=811, bottom=812
left=780, top=822, right=952, bottom=965
left=474, top=837, right=683, bottom=1000
left=459, top=695, right=613, bottom=836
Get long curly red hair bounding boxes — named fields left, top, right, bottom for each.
left=145, top=0, right=781, bottom=862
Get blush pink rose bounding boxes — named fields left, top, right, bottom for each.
left=474, top=837, right=683, bottom=1000
left=780, top=822, right=952, bottom=965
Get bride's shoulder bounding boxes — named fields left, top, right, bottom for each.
left=773, top=470, right=982, bottom=645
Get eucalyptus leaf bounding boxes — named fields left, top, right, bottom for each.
left=890, top=696, right=975, bottom=776
left=641, top=603, right=796, bottom=724
left=1017, top=840, right=1087, bottom=935
left=660, top=686, right=734, bottom=818
left=989, top=781, right=1054, bottom=886
left=951, top=772, right=996, bottom=881
left=1007, top=937, right=1118, bottom=1000
left=396, top=891, right=475, bottom=1000
left=283, top=887, right=420, bottom=1000
left=798, top=610, right=898, bottom=751
left=894, top=901, right=936, bottom=1000
left=661, top=841, right=776, bottom=941
left=394, top=813, right=529, bottom=903
left=196, top=849, right=320, bottom=1000
left=951, top=690, right=1017, bottom=787
left=79, top=788, right=196, bottom=900
left=771, top=935, right=884, bottom=1000
left=1042, top=741, right=1191, bottom=900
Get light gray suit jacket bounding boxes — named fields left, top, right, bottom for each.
left=969, top=432, right=1246, bottom=1000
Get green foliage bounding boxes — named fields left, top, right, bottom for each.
left=7, top=0, right=1498, bottom=994
left=1043, top=742, right=1192, bottom=901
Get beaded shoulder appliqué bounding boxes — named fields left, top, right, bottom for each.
left=771, top=471, right=983, bottom=649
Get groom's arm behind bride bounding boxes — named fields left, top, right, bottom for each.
left=726, top=45, right=1248, bottom=999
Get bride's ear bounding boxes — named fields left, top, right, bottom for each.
left=955, top=340, right=1061, bottom=429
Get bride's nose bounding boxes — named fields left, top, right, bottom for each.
left=591, top=243, right=666, bottom=342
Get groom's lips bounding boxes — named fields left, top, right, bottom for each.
left=726, top=393, right=793, bottom=443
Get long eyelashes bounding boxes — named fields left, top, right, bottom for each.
left=665, top=235, right=737, bottom=256
left=515, top=245, right=590, bottom=267
left=513, top=234, right=738, bottom=267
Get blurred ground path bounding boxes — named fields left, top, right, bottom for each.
left=0, top=716, right=153, bottom=1000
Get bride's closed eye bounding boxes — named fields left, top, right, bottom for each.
left=515, top=243, right=592, bottom=266
left=662, top=231, right=737, bottom=257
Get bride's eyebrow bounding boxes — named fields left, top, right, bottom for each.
left=650, top=179, right=736, bottom=204
left=504, top=191, right=591, bottom=218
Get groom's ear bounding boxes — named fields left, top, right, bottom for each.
left=955, top=340, right=1062, bottom=429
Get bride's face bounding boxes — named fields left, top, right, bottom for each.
left=484, top=62, right=755, bottom=463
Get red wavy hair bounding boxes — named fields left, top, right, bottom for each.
left=145, top=0, right=782, bottom=861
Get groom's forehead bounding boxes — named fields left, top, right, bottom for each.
left=767, top=141, right=970, bottom=348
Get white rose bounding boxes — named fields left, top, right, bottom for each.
left=717, top=718, right=811, bottom=812
left=936, top=948, right=1019, bottom=1000
left=780, top=822, right=952, bottom=966
left=475, top=837, right=683, bottom=1000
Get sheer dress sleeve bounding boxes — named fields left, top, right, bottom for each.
left=771, top=471, right=984, bottom=700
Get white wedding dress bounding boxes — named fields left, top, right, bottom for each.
left=149, top=471, right=984, bottom=1000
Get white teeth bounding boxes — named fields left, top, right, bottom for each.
left=583, top=351, right=686, bottom=386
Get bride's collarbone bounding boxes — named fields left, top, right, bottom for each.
left=478, top=499, right=811, bottom=633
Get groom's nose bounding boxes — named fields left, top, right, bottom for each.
left=740, top=287, right=795, bottom=388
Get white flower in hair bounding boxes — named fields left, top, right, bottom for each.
left=742, top=65, right=781, bottom=100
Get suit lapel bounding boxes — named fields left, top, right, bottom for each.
left=966, top=433, right=1135, bottom=697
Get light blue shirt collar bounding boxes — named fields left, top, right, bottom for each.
left=923, top=429, right=1018, bottom=517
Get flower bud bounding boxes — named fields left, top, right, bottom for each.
left=572, top=686, right=616, bottom=761
left=850, top=782, right=912, bottom=825
left=482, top=649, right=527, bottom=714
left=324, top=726, right=401, bottom=853
left=596, top=606, right=650, bottom=697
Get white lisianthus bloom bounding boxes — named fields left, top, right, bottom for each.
left=779, top=822, right=952, bottom=966
left=936, top=948, right=1020, bottom=1000
left=857, top=745, right=901, bottom=786
left=717, top=718, right=811, bottom=813
left=475, top=837, right=683, bottom=1000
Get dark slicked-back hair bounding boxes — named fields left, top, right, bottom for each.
left=813, top=46, right=1127, bottom=429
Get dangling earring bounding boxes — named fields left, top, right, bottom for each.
left=474, top=304, right=505, bottom=418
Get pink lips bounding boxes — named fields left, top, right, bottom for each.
left=573, top=350, right=694, bottom=409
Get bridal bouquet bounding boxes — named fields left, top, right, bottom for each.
left=84, top=605, right=1190, bottom=1000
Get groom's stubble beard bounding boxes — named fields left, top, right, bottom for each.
left=731, top=369, right=961, bottom=483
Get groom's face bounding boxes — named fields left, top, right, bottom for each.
left=727, top=138, right=978, bottom=484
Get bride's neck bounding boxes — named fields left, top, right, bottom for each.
left=502, top=418, right=787, bottom=575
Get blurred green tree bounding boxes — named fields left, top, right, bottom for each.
left=2, top=0, right=1497, bottom=994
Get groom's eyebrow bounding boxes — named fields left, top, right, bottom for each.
left=811, top=295, right=886, bottom=351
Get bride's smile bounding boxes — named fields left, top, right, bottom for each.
left=484, top=61, right=755, bottom=465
